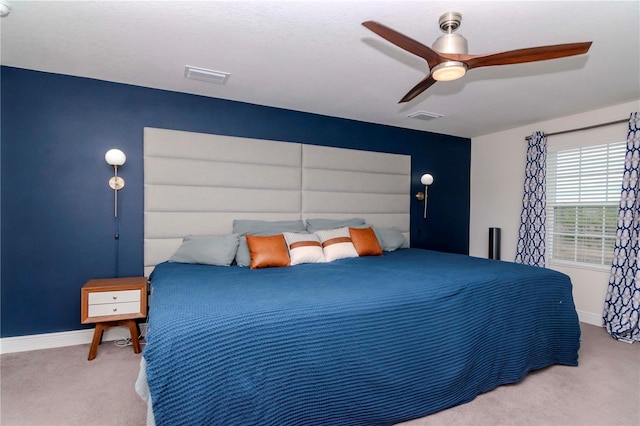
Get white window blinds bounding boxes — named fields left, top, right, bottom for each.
left=547, top=142, right=626, bottom=204
left=546, top=136, right=626, bottom=267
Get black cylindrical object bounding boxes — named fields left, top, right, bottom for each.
left=489, top=227, right=501, bottom=260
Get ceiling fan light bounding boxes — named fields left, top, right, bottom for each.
left=431, top=61, right=467, bottom=81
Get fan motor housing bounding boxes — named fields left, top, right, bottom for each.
left=432, top=33, right=468, bottom=54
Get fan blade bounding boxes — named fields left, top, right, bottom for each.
left=399, top=74, right=437, bottom=103
left=362, top=21, right=444, bottom=68
left=465, top=42, right=592, bottom=69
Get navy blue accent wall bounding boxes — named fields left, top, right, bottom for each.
left=1, top=66, right=470, bottom=337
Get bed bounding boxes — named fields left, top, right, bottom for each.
left=135, top=128, right=580, bottom=425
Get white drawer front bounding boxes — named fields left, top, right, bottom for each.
left=88, top=301, right=141, bottom=317
left=89, top=290, right=141, bottom=305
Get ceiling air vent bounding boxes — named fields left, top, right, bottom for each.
left=407, top=111, right=444, bottom=121
left=184, top=66, right=230, bottom=84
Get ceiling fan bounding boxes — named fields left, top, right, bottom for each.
left=362, top=12, right=592, bottom=103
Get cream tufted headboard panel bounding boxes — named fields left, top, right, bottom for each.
left=144, top=127, right=410, bottom=276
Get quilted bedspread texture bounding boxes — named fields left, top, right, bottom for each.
left=142, top=249, right=580, bottom=425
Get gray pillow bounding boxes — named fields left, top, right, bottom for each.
left=373, top=227, right=409, bottom=251
left=235, top=238, right=252, bottom=267
left=170, top=234, right=240, bottom=266
left=232, top=220, right=306, bottom=267
left=305, top=217, right=366, bottom=232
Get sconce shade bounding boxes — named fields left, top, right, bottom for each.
left=105, top=149, right=126, bottom=166
left=421, top=173, right=434, bottom=186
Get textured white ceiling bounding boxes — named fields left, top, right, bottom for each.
left=1, top=1, right=639, bottom=138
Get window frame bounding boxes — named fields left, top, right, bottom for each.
left=545, top=134, right=626, bottom=270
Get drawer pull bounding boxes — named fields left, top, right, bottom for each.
left=113, top=307, right=118, bottom=312
left=113, top=295, right=117, bottom=300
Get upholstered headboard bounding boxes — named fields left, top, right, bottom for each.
left=144, top=127, right=411, bottom=275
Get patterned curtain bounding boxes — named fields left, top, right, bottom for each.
left=515, top=131, right=547, bottom=267
left=603, top=112, right=640, bottom=343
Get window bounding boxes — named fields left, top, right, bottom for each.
left=546, top=140, right=626, bottom=267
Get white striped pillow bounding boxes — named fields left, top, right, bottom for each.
left=283, top=232, right=326, bottom=265
left=315, top=227, right=359, bottom=262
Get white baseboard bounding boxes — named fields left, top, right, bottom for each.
left=577, top=310, right=604, bottom=327
left=0, top=324, right=147, bottom=355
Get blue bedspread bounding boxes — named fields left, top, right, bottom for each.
left=141, top=249, right=580, bottom=425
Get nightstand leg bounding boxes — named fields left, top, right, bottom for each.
left=88, top=323, right=106, bottom=361
left=127, top=320, right=142, bottom=354
left=87, top=320, right=142, bottom=360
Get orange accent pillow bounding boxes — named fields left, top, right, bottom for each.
left=349, top=227, right=383, bottom=256
left=245, top=234, right=290, bottom=269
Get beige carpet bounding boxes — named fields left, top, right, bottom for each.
left=1, top=323, right=638, bottom=426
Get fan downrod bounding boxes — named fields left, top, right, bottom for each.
left=439, top=12, right=462, bottom=33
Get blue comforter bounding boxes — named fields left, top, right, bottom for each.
left=142, top=249, right=580, bottom=425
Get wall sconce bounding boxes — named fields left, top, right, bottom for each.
left=105, top=149, right=126, bottom=278
left=0, top=0, right=12, bottom=17
left=105, top=149, right=126, bottom=218
left=415, top=173, right=434, bottom=219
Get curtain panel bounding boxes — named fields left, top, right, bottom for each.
left=603, top=112, right=640, bottom=343
left=515, top=131, right=547, bottom=267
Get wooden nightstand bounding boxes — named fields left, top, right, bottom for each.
left=81, top=277, right=148, bottom=361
